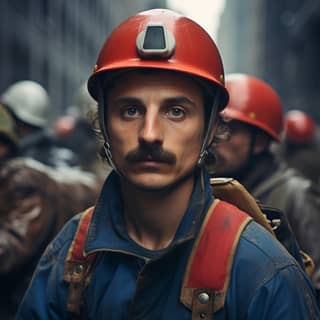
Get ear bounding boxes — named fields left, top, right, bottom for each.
left=253, top=132, right=271, bottom=154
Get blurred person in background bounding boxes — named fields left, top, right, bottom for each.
left=0, top=83, right=102, bottom=319
left=0, top=156, right=100, bottom=319
left=0, top=104, right=19, bottom=164
left=54, top=82, right=111, bottom=177
left=208, top=73, right=320, bottom=301
left=277, top=110, right=320, bottom=184
left=0, top=80, right=77, bottom=168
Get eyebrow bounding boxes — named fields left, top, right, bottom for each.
left=163, top=96, right=197, bottom=108
left=111, top=96, right=197, bottom=107
left=111, top=97, right=142, bottom=107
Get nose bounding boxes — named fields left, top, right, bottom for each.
left=138, top=109, right=163, bottom=145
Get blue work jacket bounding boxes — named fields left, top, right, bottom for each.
left=17, top=170, right=320, bottom=319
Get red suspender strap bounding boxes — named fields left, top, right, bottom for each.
left=180, top=199, right=252, bottom=319
left=63, top=206, right=96, bottom=315
left=67, top=207, right=95, bottom=263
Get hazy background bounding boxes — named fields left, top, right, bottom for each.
left=1, top=0, right=319, bottom=123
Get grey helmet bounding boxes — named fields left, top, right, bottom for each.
left=1, top=80, right=50, bottom=128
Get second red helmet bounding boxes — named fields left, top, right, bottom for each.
left=222, top=74, right=283, bottom=141
left=284, top=110, right=316, bottom=144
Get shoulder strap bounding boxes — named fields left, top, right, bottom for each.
left=210, top=177, right=275, bottom=236
left=180, top=199, right=252, bottom=319
left=63, top=206, right=96, bottom=316
left=211, top=178, right=315, bottom=278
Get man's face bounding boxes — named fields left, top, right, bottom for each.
left=213, top=121, right=252, bottom=176
left=106, top=70, right=205, bottom=190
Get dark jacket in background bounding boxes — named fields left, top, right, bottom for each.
left=240, top=152, right=320, bottom=294
left=0, top=157, right=100, bottom=319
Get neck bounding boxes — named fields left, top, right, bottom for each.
left=239, top=151, right=277, bottom=190
left=120, top=175, right=195, bottom=250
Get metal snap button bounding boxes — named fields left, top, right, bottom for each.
left=75, top=264, right=84, bottom=274
left=198, top=292, right=210, bottom=304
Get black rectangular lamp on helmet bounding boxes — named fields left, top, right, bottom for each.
left=136, top=23, right=176, bottom=59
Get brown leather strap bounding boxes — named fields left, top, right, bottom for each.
left=300, top=250, right=315, bottom=277
left=191, top=289, right=215, bottom=320
left=63, top=207, right=96, bottom=315
left=210, top=178, right=275, bottom=236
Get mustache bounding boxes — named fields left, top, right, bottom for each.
left=125, top=143, right=176, bottom=164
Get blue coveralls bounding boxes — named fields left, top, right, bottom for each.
left=17, top=171, right=320, bottom=319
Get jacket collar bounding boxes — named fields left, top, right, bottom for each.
left=84, top=169, right=214, bottom=258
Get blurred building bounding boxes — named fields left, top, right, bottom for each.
left=218, top=0, right=320, bottom=123
left=0, top=0, right=166, bottom=122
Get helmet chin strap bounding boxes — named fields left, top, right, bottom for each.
left=97, top=84, right=119, bottom=174
left=197, top=91, right=220, bottom=167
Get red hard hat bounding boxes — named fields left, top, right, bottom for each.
left=222, top=74, right=283, bottom=141
left=87, top=9, right=228, bottom=110
left=284, top=110, right=316, bottom=144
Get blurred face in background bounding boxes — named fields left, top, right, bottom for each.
left=213, top=120, right=253, bottom=176
left=213, top=120, right=270, bottom=177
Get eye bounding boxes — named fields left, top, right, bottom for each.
left=121, top=106, right=141, bottom=119
left=167, top=107, right=185, bottom=120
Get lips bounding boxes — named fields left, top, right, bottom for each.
left=137, top=154, right=165, bottom=163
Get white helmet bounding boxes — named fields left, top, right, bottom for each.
left=1, top=80, right=50, bottom=128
